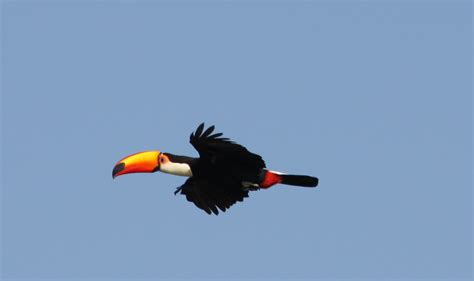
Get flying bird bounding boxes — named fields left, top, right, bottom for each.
left=112, top=123, right=319, bottom=215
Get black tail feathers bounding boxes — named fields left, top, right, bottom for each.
left=280, top=174, right=319, bottom=187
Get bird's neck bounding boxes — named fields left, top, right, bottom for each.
left=161, top=153, right=196, bottom=177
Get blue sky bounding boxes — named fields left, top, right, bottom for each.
left=1, top=1, right=472, bottom=280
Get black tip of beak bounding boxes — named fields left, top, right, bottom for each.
left=112, top=162, right=125, bottom=179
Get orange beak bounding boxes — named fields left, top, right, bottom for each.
left=112, top=151, right=161, bottom=178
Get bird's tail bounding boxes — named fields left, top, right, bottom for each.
left=280, top=174, right=319, bottom=187
left=260, top=170, right=319, bottom=188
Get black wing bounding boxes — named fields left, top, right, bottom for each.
left=175, top=177, right=249, bottom=215
left=174, top=123, right=266, bottom=215
left=189, top=123, right=266, bottom=172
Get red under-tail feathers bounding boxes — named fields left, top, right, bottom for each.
left=260, top=170, right=319, bottom=189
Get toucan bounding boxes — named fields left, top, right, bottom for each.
left=112, top=123, right=319, bottom=215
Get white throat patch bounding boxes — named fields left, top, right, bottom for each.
left=160, top=162, right=193, bottom=177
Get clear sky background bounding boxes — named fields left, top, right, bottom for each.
left=1, top=1, right=472, bottom=280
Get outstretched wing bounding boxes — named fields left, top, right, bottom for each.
left=189, top=123, right=266, bottom=171
left=180, top=123, right=265, bottom=214
left=175, top=177, right=249, bottom=215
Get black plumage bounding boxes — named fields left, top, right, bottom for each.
left=175, top=123, right=265, bottom=215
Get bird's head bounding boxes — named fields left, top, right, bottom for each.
left=113, top=151, right=193, bottom=178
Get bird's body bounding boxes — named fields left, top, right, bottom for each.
left=113, top=123, right=318, bottom=215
